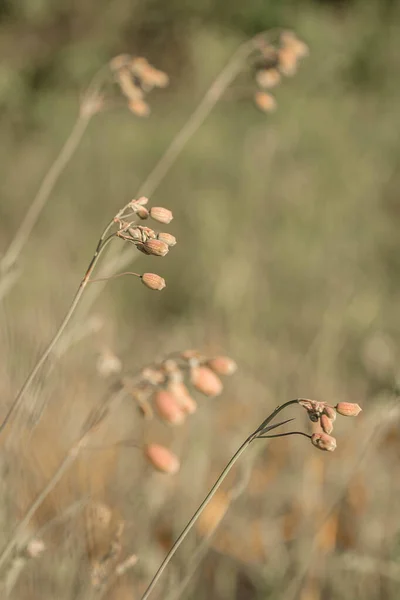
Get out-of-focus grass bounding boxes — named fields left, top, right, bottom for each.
left=0, top=3, right=399, bottom=599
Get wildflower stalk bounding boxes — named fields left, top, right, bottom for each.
left=140, top=399, right=302, bottom=600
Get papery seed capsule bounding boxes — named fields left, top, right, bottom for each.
left=335, top=402, right=362, bottom=417
left=254, top=91, right=277, bottom=113
left=320, top=414, right=334, bottom=435
left=207, top=356, right=237, bottom=376
left=135, top=206, right=149, bottom=219
left=323, top=405, right=337, bottom=421
left=128, top=99, right=150, bottom=117
left=311, top=433, right=337, bottom=452
left=141, top=273, right=166, bottom=291
left=168, top=382, right=197, bottom=414
left=256, top=68, right=281, bottom=89
left=157, top=232, right=177, bottom=247
left=142, top=239, right=169, bottom=257
left=145, top=444, right=180, bottom=474
left=191, top=366, right=223, bottom=397
left=154, top=390, right=185, bottom=425
left=150, top=206, right=173, bottom=224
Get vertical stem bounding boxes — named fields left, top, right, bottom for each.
left=0, top=234, right=116, bottom=436
left=140, top=433, right=255, bottom=600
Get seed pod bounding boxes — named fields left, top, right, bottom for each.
left=141, top=273, right=166, bottom=291
left=145, top=444, right=180, bottom=474
left=323, top=405, right=337, bottom=421
left=128, top=99, right=150, bottom=117
left=320, top=414, right=334, bottom=435
left=135, top=206, right=149, bottom=219
left=207, top=356, right=237, bottom=376
left=335, top=402, right=362, bottom=417
left=278, top=47, right=298, bottom=76
left=154, top=390, right=185, bottom=425
left=191, top=366, right=223, bottom=397
left=311, top=433, right=337, bottom=452
left=254, top=91, right=277, bottom=113
left=168, top=382, right=197, bottom=414
left=157, top=232, right=177, bottom=247
left=110, top=54, right=131, bottom=71
left=150, top=206, right=173, bottom=224
left=256, top=68, right=281, bottom=89
left=142, top=239, right=169, bottom=257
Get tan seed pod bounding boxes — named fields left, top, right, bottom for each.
left=141, top=273, right=166, bottom=291
left=320, top=414, right=334, bottom=435
left=256, top=68, right=281, bottom=89
left=207, top=356, right=237, bottom=376
left=191, top=366, right=223, bottom=397
left=168, top=382, right=197, bottom=414
left=323, top=405, right=337, bottom=421
left=128, top=99, right=150, bottom=117
left=157, top=232, right=177, bottom=247
left=145, top=444, right=180, bottom=474
left=154, top=390, right=185, bottom=425
left=335, top=402, right=362, bottom=417
left=280, top=31, right=309, bottom=58
left=311, top=433, right=337, bottom=452
left=278, top=46, right=298, bottom=76
left=141, top=66, right=169, bottom=88
left=254, top=91, right=277, bottom=113
left=135, top=206, right=149, bottom=219
left=150, top=206, right=173, bottom=224
left=142, top=239, right=169, bottom=257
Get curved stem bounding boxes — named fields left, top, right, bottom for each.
left=0, top=234, right=116, bottom=436
left=140, top=433, right=254, bottom=600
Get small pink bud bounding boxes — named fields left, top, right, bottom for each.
left=145, top=444, right=180, bottom=474
left=135, top=206, right=149, bottom=219
left=141, top=273, right=166, bottom=291
left=311, top=433, right=337, bottom=452
left=191, top=366, right=223, bottom=397
left=142, top=239, right=169, bottom=257
left=128, top=99, right=150, bottom=117
left=150, top=206, right=173, bottom=224
left=254, top=91, right=277, bottom=113
left=168, top=382, right=197, bottom=414
left=154, top=390, right=185, bottom=425
left=335, top=402, right=362, bottom=417
left=323, top=405, right=337, bottom=422
left=207, top=356, right=237, bottom=376
left=157, top=232, right=177, bottom=247
left=320, top=414, right=334, bottom=435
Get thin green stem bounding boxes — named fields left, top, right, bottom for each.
left=0, top=233, right=116, bottom=437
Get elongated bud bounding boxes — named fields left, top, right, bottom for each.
left=254, top=91, right=277, bottom=113
left=150, top=206, right=173, bottom=224
left=256, top=68, right=281, bottom=89
left=141, top=273, right=166, bottom=291
left=191, top=366, right=223, bottom=397
left=145, top=444, right=180, bottom=474
left=323, top=405, right=337, bottom=422
left=335, top=402, right=362, bottom=417
left=157, top=232, right=177, bottom=247
left=311, top=433, right=337, bottom=452
left=142, top=239, right=169, bottom=257
left=128, top=99, right=150, bottom=117
left=135, top=206, right=149, bottom=219
left=168, top=382, right=197, bottom=414
left=207, top=356, right=237, bottom=376
left=278, top=47, right=298, bottom=76
left=320, top=414, right=334, bottom=435
left=154, top=390, right=185, bottom=425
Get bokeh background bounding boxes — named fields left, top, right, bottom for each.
left=0, top=0, right=400, bottom=598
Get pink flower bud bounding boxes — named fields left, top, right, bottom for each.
left=154, top=390, right=185, bottom=425
left=191, top=366, right=223, bottom=397
left=141, top=273, right=166, bottom=291
left=335, top=402, right=362, bottom=417
left=150, top=206, right=173, bottom=224
left=145, top=444, right=180, bottom=474
left=311, top=433, right=337, bottom=452
left=320, top=414, right=334, bottom=435
left=168, top=382, right=197, bottom=414
left=157, top=232, right=177, bottom=247
left=323, top=405, right=337, bottom=421
left=254, top=91, right=277, bottom=113
left=135, top=206, right=149, bottom=219
left=142, top=239, right=169, bottom=257
left=207, top=356, right=237, bottom=376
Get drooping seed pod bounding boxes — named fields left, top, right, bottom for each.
left=254, top=91, right=277, bottom=113
left=191, top=366, right=223, bottom=397
left=277, top=46, right=298, bottom=76
left=335, top=402, right=362, bottom=417
left=256, top=68, right=281, bottom=89
left=150, top=207, right=173, bottom=224
left=168, top=382, right=197, bottom=414
left=154, top=390, right=185, bottom=425
left=320, top=414, right=334, bottom=435
left=207, top=356, right=237, bottom=376
left=142, top=239, right=169, bottom=257
left=128, top=99, right=150, bottom=117
left=135, top=206, right=149, bottom=219
left=145, top=444, right=180, bottom=474
left=323, top=405, right=337, bottom=422
left=311, top=433, right=337, bottom=452
left=141, top=273, right=166, bottom=291
left=157, top=232, right=177, bottom=247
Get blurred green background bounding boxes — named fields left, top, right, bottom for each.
left=0, top=0, right=400, bottom=599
